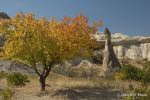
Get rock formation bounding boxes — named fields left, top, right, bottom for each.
left=102, top=28, right=121, bottom=76
left=114, top=43, right=150, bottom=61
left=0, top=60, right=35, bottom=75
left=0, top=12, right=10, bottom=19
left=94, top=32, right=150, bottom=61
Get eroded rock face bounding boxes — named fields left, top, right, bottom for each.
left=114, top=43, right=150, bottom=61
left=102, top=28, right=121, bottom=76
left=94, top=32, right=150, bottom=61
left=114, top=45, right=125, bottom=58
left=126, top=45, right=142, bottom=60
left=141, top=43, right=150, bottom=60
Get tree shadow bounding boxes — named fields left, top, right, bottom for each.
left=54, top=87, right=123, bottom=100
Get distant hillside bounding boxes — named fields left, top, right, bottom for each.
left=94, top=32, right=150, bottom=45
left=0, top=12, right=10, bottom=19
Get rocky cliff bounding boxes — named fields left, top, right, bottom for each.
left=94, top=32, right=150, bottom=61
left=114, top=43, right=150, bottom=61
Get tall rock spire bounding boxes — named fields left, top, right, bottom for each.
left=102, top=28, right=121, bottom=76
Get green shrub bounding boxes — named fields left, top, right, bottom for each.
left=0, top=88, right=13, bottom=100
left=141, top=65, right=150, bottom=85
left=143, top=60, right=150, bottom=66
left=7, top=72, right=30, bottom=86
left=114, top=63, right=150, bottom=85
left=113, top=63, right=150, bottom=100
left=121, top=64, right=142, bottom=81
left=0, top=71, right=7, bottom=79
left=113, top=71, right=126, bottom=80
left=114, top=64, right=142, bottom=81
left=124, top=87, right=150, bottom=100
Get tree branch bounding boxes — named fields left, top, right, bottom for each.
left=43, top=61, right=54, bottom=78
left=32, top=55, right=41, bottom=76
left=43, top=59, right=48, bottom=71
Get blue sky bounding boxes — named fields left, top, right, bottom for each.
left=0, top=0, right=150, bottom=36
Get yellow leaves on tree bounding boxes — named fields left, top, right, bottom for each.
left=0, top=13, right=102, bottom=92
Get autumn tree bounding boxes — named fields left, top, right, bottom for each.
left=0, top=13, right=101, bottom=92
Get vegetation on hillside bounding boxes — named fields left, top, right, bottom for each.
left=114, top=62, right=150, bottom=100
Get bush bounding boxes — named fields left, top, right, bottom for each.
left=0, top=71, right=7, bottom=79
left=124, top=87, right=150, bottom=100
left=141, top=65, right=150, bottom=85
left=114, top=63, right=150, bottom=100
left=0, top=88, right=13, bottom=100
left=122, top=64, right=142, bottom=81
left=114, top=64, right=150, bottom=85
left=113, top=72, right=126, bottom=80
left=7, top=72, right=30, bottom=86
left=114, top=64, right=142, bottom=81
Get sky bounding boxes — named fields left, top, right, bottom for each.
left=0, top=0, right=150, bottom=36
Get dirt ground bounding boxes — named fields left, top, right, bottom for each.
left=13, top=88, right=122, bottom=100
left=0, top=74, right=126, bottom=100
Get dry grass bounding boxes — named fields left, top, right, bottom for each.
left=47, top=73, right=140, bottom=90
left=0, top=73, right=141, bottom=100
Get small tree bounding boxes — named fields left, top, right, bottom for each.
left=0, top=13, right=101, bottom=92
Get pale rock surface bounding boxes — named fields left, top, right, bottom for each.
left=77, top=60, right=93, bottom=68
left=114, top=43, right=150, bottom=61
left=94, top=32, right=150, bottom=61
left=0, top=60, right=35, bottom=75
left=112, top=33, right=129, bottom=39
left=76, top=60, right=100, bottom=69
left=140, top=43, right=150, bottom=60
left=125, top=45, right=142, bottom=60
left=102, top=28, right=121, bottom=76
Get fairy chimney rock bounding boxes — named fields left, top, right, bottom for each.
left=102, top=28, right=121, bottom=76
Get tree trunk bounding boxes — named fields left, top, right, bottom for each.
left=40, top=76, right=46, bottom=92
left=33, top=60, right=53, bottom=92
